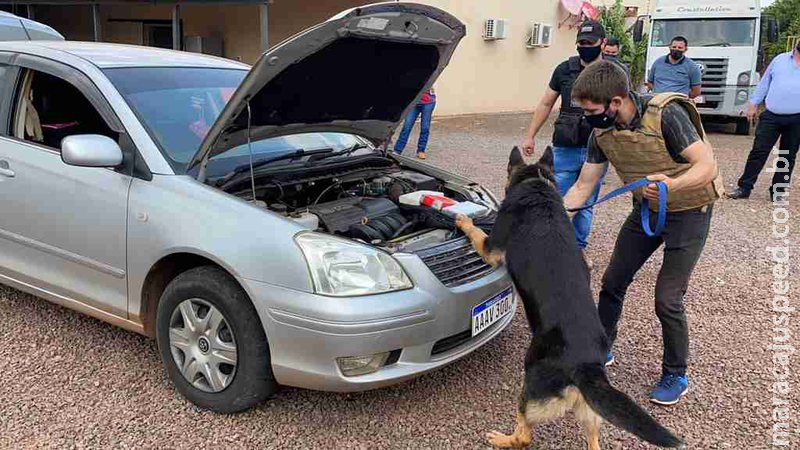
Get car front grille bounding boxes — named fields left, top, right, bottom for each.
left=694, top=58, right=729, bottom=109
left=415, top=236, right=496, bottom=288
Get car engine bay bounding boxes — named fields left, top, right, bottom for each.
left=222, top=160, right=497, bottom=253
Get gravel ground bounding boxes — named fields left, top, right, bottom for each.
left=1, top=113, right=798, bottom=449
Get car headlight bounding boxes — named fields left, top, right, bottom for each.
left=294, top=232, right=412, bottom=296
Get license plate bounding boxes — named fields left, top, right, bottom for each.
left=694, top=95, right=705, bottom=104
left=471, top=287, right=514, bottom=337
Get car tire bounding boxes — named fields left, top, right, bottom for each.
left=735, top=118, right=751, bottom=135
left=156, top=265, right=276, bottom=413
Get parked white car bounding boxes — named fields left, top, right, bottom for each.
left=0, top=3, right=514, bottom=412
left=0, top=11, right=63, bottom=41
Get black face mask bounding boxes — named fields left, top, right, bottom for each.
left=670, top=49, right=685, bottom=60
left=584, top=104, right=617, bottom=129
left=577, top=45, right=602, bottom=63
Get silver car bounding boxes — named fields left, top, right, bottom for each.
left=0, top=3, right=514, bottom=412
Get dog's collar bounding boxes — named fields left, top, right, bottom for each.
left=520, top=176, right=556, bottom=190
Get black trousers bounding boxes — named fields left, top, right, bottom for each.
left=597, top=203, right=713, bottom=376
left=737, top=110, right=800, bottom=193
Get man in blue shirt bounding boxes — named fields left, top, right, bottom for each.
left=647, top=36, right=702, bottom=98
left=728, top=42, right=800, bottom=201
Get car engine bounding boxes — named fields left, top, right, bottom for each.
left=246, top=168, right=495, bottom=252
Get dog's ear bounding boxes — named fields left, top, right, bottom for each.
left=537, top=146, right=554, bottom=171
left=509, top=146, right=525, bottom=168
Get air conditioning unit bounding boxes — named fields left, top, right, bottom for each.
left=527, top=22, right=553, bottom=48
left=483, top=18, right=508, bottom=40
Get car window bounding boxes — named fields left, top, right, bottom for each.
left=11, top=69, right=118, bottom=151
left=105, top=67, right=363, bottom=173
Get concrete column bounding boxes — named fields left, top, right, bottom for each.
left=92, top=4, right=101, bottom=42
left=172, top=4, right=181, bottom=50
left=259, top=3, right=269, bottom=53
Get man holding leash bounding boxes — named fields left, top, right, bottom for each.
left=564, top=61, right=723, bottom=406
left=521, top=20, right=626, bottom=263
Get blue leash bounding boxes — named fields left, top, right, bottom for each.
left=567, top=178, right=668, bottom=237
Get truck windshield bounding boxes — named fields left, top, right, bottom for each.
left=651, top=19, right=756, bottom=47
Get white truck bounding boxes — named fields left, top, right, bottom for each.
left=636, top=0, right=777, bottom=135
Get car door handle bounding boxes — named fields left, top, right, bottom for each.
left=0, top=160, right=14, bottom=178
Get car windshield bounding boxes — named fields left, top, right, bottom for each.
left=104, top=67, right=363, bottom=173
left=651, top=19, right=756, bottom=47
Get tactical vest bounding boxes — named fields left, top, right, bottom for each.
left=594, top=93, right=725, bottom=212
left=552, top=56, right=594, bottom=148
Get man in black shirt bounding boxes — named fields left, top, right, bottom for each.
left=521, top=21, right=623, bottom=265
left=564, top=61, right=721, bottom=406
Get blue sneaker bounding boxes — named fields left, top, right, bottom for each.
left=650, top=373, right=689, bottom=406
left=605, top=351, right=615, bottom=367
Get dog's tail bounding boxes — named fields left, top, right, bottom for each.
left=574, top=365, right=685, bottom=448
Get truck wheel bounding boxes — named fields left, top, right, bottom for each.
left=156, top=266, right=276, bottom=413
left=735, top=118, right=751, bottom=135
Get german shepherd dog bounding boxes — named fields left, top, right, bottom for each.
left=455, top=147, right=684, bottom=449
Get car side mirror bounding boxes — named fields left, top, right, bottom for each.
left=633, top=19, right=645, bottom=44
left=766, top=17, right=779, bottom=44
left=61, top=134, right=123, bottom=168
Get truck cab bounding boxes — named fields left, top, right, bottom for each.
left=643, top=0, right=763, bottom=134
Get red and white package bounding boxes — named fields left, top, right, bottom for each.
left=421, top=194, right=457, bottom=211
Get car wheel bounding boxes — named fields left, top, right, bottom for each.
left=156, top=266, right=276, bottom=413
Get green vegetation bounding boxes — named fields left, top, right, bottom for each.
left=764, top=0, right=800, bottom=60
left=598, top=0, right=648, bottom=88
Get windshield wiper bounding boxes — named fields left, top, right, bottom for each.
left=702, top=42, right=731, bottom=47
left=304, top=143, right=369, bottom=165
left=217, top=148, right=333, bottom=186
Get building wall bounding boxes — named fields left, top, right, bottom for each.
left=29, top=0, right=652, bottom=117
left=412, top=0, right=582, bottom=116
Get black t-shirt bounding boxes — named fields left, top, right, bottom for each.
left=586, top=94, right=702, bottom=164
left=547, top=56, right=631, bottom=99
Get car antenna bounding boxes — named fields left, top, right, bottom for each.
left=246, top=100, right=259, bottom=205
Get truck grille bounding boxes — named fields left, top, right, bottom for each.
left=416, top=236, right=496, bottom=288
left=694, top=58, right=728, bottom=109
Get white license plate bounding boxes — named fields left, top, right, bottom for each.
left=471, top=287, right=514, bottom=337
left=695, top=95, right=705, bottom=104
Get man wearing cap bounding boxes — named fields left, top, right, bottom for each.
left=521, top=20, right=625, bottom=264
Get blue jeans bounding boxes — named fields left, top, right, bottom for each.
left=394, top=102, right=435, bottom=153
left=553, top=146, right=604, bottom=249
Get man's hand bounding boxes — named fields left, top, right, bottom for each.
left=744, top=103, right=759, bottom=124
left=522, top=136, right=535, bottom=157
left=644, top=174, right=674, bottom=202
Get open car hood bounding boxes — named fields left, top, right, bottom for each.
left=189, top=2, right=465, bottom=175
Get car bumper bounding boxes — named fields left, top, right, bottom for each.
left=241, top=253, right=514, bottom=392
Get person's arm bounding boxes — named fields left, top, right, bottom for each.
left=646, top=62, right=656, bottom=91
left=643, top=103, right=717, bottom=201
left=564, top=162, right=608, bottom=214
left=522, top=87, right=559, bottom=156
left=749, top=57, right=775, bottom=107
left=563, top=132, right=608, bottom=214
left=688, top=63, right=702, bottom=98
left=645, top=142, right=716, bottom=200
left=744, top=56, right=777, bottom=122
